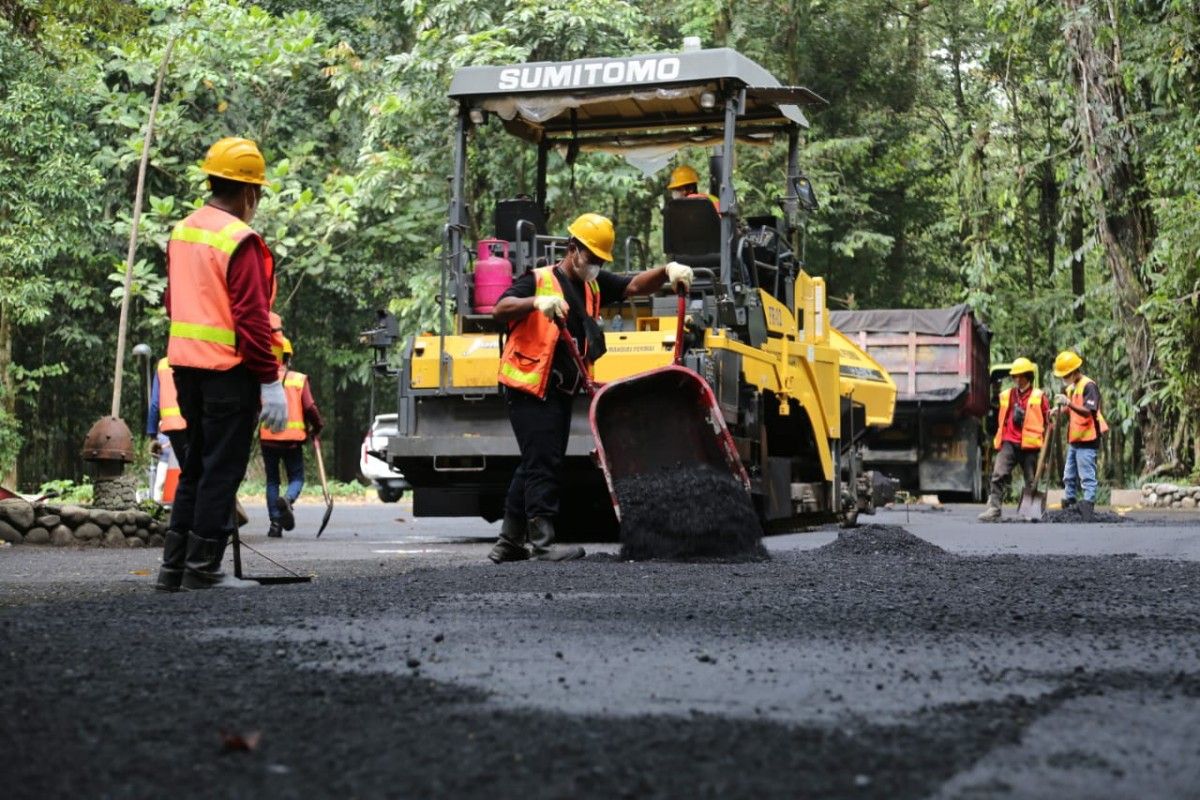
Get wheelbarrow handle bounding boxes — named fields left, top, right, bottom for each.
left=673, top=288, right=687, bottom=366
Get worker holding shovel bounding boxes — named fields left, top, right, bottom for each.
left=979, top=358, right=1050, bottom=522
left=1054, top=350, right=1108, bottom=521
left=259, top=335, right=324, bottom=538
left=489, top=212, right=693, bottom=563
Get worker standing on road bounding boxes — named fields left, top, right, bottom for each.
left=979, top=358, right=1050, bottom=522
left=155, top=136, right=288, bottom=592
left=147, top=355, right=188, bottom=499
left=490, top=212, right=693, bottom=563
left=1054, top=350, right=1108, bottom=521
left=667, top=165, right=720, bottom=210
left=260, top=336, right=324, bottom=538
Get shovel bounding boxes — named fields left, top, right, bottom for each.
left=1018, top=420, right=1056, bottom=520
left=313, top=435, right=334, bottom=537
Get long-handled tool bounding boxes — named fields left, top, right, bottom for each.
left=231, top=527, right=313, bottom=585
left=1018, top=419, right=1056, bottom=520
left=313, top=435, right=334, bottom=537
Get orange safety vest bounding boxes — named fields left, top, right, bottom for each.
left=686, top=192, right=721, bottom=212
left=1067, top=375, right=1109, bottom=443
left=269, top=311, right=286, bottom=364
left=166, top=205, right=275, bottom=371
left=498, top=267, right=600, bottom=399
left=260, top=368, right=308, bottom=442
left=156, top=357, right=187, bottom=432
left=994, top=387, right=1046, bottom=450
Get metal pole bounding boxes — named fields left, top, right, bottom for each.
left=719, top=93, right=739, bottom=287
left=111, top=33, right=180, bottom=417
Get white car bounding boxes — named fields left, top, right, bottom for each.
left=360, top=414, right=410, bottom=503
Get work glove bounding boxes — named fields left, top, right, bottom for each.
left=665, top=261, right=694, bottom=292
left=1054, top=393, right=1071, bottom=407
left=260, top=380, right=288, bottom=433
left=533, top=295, right=568, bottom=321
left=148, top=439, right=162, bottom=458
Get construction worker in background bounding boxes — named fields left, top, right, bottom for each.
left=490, top=212, right=694, bottom=563
left=979, top=358, right=1049, bottom=521
left=667, top=164, right=720, bottom=210
left=147, top=356, right=188, bottom=499
left=155, top=136, right=288, bottom=592
left=1054, top=350, right=1108, bottom=520
left=260, top=335, right=324, bottom=538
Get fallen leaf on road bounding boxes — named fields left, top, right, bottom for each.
left=129, top=570, right=150, bottom=576
left=219, top=729, right=262, bottom=753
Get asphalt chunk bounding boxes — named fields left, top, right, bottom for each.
left=615, top=464, right=767, bottom=561
left=815, top=524, right=949, bottom=559
left=1042, top=507, right=1127, bottom=524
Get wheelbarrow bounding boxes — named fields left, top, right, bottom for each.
left=557, top=289, right=750, bottom=524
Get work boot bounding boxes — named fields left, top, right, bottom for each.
left=488, top=514, right=529, bottom=563
left=276, top=496, right=296, bottom=531
left=180, top=533, right=258, bottom=590
left=1062, top=497, right=1076, bottom=511
left=267, top=522, right=282, bottom=539
left=1078, top=500, right=1094, bottom=522
left=155, top=529, right=188, bottom=592
left=976, top=496, right=1002, bottom=522
left=528, top=517, right=584, bottom=562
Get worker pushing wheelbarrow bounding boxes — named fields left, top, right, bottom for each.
left=487, top=213, right=763, bottom=563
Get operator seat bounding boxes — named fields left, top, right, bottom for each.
left=494, top=198, right=548, bottom=274
left=663, top=197, right=755, bottom=286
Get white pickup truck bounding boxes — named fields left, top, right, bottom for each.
left=360, top=414, right=410, bottom=503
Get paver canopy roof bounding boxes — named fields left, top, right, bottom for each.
left=449, top=48, right=826, bottom=150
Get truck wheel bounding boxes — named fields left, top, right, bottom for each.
left=377, top=485, right=404, bottom=503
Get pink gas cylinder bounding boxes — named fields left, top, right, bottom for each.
left=473, top=238, right=513, bottom=314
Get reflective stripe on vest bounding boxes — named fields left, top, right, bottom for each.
left=156, top=357, right=187, bottom=432
left=497, top=267, right=600, bottom=398
left=166, top=205, right=275, bottom=371
left=993, top=387, right=1046, bottom=450
left=1067, top=375, right=1109, bottom=443
left=261, top=369, right=308, bottom=442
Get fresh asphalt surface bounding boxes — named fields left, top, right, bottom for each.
left=3, top=500, right=1200, bottom=798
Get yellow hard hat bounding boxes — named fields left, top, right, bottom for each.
left=566, top=212, right=614, bottom=262
left=1008, top=357, right=1036, bottom=377
left=667, top=165, right=700, bottom=190
left=201, top=137, right=268, bottom=186
left=1053, top=350, right=1083, bottom=378
left=281, top=335, right=293, bottom=357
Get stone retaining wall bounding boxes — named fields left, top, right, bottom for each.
left=1141, top=484, right=1200, bottom=509
left=0, top=498, right=164, bottom=547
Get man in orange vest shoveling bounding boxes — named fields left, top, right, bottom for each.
left=155, top=137, right=289, bottom=591
left=1053, top=350, right=1108, bottom=522
left=260, top=335, right=324, bottom=538
left=979, top=357, right=1050, bottom=522
left=489, top=212, right=694, bottom=563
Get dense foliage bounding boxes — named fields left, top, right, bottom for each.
left=1, top=0, right=1196, bottom=488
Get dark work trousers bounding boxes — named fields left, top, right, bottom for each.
left=504, top=385, right=575, bottom=521
left=169, top=365, right=259, bottom=542
left=989, top=440, right=1039, bottom=500
left=165, top=430, right=189, bottom=468
left=262, top=443, right=305, bottom=521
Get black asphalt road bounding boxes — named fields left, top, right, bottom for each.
left=3, top=503, right=1200, bottom=798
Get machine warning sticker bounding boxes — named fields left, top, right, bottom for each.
left=839, top=365, right=886, bottom=381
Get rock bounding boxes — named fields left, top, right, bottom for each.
left=1157, top=483, right=1179, bottom=495
left=36, top=503, right=61, bottom=515
left=1181, top=497, right=1196, bottom=509
left=0, top=498, right=36, bottom=530
left=59, top=505, right=89, bottom=525
left=135, top=528, right=150, bottom=541
left=82, top=537, right=100, bottom=548
left=148, top=533, right=165, bottom=547
left=24, top=527, right=50, bottom=544
left=36, top=514, right=61, bottom=528
left=104, top=526, right=126, bottom=546
left=133, top=511, right=154, bottom=527
left=0, top=520, right=24, bottom=544
left=122, top=523, right=137, bottom=535
left=50, top=525, right=74, bottom=546
left=1141, top=485, right=1154, bottom=496
left=74, top=521, right=103, bottom=541
left=1172, top=500, right=1183, bottom=508
left=91, top=510, right=115, bottom=527
left=126, top=536, right=145, bottom=548
left=1147, top=493, right=1158, bottom=507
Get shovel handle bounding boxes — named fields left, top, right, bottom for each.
left=1031, top=418, right=1055, bottom=489
left=555, top=319, right=599, bottom=397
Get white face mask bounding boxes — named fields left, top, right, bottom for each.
left=671, top=189, right=686, bottom=200
left=582, top=261, right=600, bottom=282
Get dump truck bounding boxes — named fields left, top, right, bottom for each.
left=829, top=305, right=991, bottom=501
left=372, top=47, right=897, bottom=536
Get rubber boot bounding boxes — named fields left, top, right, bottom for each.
left=977, top=495, right=1002, bottom=522
left=276, top=496, right=296, bottom=531
left=155, top=529, right=188, bottom=592
left=1062, top=497, right=1077, bottom=511
left=267, top=522, right=282, bottom=539
left=180, top=533, right=259, bottom=590
left=487, top=515, right=529, bottom=564
left=1078, top=500, right=1094, bottom=522
left=529, top=517, right=584, bottom=562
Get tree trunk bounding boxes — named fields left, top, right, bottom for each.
left=1068, top=204, right=1086, bottom=321
left=1063, top=0, right=1163, bottom=473
left=0, top=300, right=16, bottom=487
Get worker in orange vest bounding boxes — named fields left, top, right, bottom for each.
left=147, top=356, right=188, bottom=502
left=979, top=357, right=1050, bottom=521
left=1053, top=350, right=1108, bottom=521
left=489, top=212, right=694, bottom=563
left=667, top=164, right=720, bottom=210
left=155, top=137, right=288, bottom=592
left=260, top=335, right=324, bottom=538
